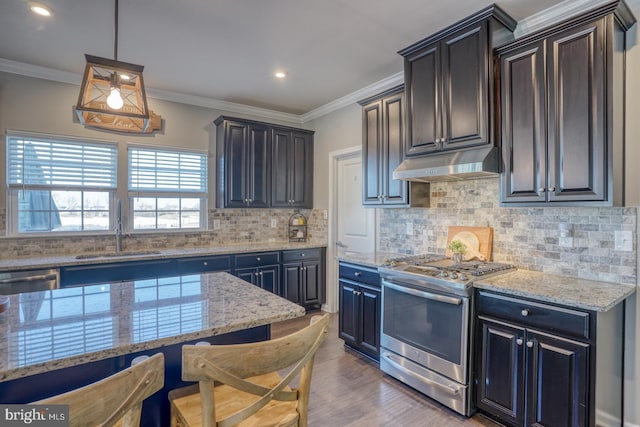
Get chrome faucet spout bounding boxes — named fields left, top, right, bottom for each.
left=115, top=199, right=123, bottom=253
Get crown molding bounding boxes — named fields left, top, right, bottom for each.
left=300, top=71, right=404, bottom=123
left=514, top=0, right=610, bottom=37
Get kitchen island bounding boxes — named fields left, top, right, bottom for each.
left=0, top=271, right=305, bottom=426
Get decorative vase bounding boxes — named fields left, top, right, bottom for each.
left=452, top=252, right=463, bottom=264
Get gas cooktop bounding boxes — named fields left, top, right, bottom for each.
left=379, top=254, right=516, bottom=297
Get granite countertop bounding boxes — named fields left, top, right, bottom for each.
left=335, top=250, right=406, bottom=268
left=0, top=272, right=305, bottom=382
left=0, top=241, right=327, bottom=272
left=474, top=269, right=636, bottom=312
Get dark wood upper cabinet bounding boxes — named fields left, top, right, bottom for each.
left=359, top=86, right=429, bottom=207
left=272, top=128, right=313, bottom=208
left=215, top=116, right=314, bottom=208
left=499, top=1, right=635, bottom=206
left=400, top=5, right=516, bottom=157
left=216, top=119, right=270, bottom=208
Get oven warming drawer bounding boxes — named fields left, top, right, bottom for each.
left=380, top=349, right=471, bottom=416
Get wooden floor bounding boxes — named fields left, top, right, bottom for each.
left=271, top=311, right=501, bottom=427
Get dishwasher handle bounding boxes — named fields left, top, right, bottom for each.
left=0, top=273, right=58, bottom=285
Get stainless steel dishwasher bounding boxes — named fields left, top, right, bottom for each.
left=0, top=269, right=60, bottom=295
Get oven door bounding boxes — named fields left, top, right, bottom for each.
left=381, top=278, right=469, bottom=383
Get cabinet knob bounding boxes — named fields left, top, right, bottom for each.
left=256, top=257, right=261, bottom=261
left=526, top=341, right=534, bottom=348
left=203, top=261, right=208, bottom=266
left=356, top=291, right=362, bottom=296
left=301, top=253, right=305, bottom=257
left=538, top=187, right=546, bottom=192
left=549, top=186, right=556, bottom=192
left=521, top=309, right=529, bottom=317
left=354, top=272, right=361, bottom=277
left=516, top=338, right=523, bottom=346
left=259, top=271, right=263, bottom=276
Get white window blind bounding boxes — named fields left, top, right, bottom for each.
left=128, top=147, right=207, bottom=193
left=7, top=135, right=117, bottom=189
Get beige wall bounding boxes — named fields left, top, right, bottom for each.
left=0, top=72, right=309, bottom=211
left=309, top=102, right=362, bottom=209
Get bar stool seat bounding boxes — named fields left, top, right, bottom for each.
left=169, top=314, right=329, bottom=427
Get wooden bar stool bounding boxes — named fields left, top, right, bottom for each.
left=33, top=353, right=164, bottom=427
left=169, top=314, right=329, bottom=427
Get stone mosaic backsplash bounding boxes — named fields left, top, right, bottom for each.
left=378, top=178, right=637, bottom=285
left=0, top=209, right=328, bottom=258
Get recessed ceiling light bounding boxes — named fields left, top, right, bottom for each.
left=274, top=72, right=287, bottom=79
left=29, top=2, right=53, bottom=17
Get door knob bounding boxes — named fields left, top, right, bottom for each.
left=521, top=309, right=529, bottom=317
left=526, top=341, right=534, bottom=348
left=516, top=338, right=523, bottom=346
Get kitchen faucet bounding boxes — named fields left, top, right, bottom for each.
left=115, top=199, right=123, bottom=253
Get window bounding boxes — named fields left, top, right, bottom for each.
left=6, top=133, right=117, bottom=234
left=128, top=147, right=207, bottom=230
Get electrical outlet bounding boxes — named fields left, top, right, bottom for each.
left=323, top=210, right=328, bottom=220
left=271, top=218, right=277, bottom=228
left=406, top=222, right=413, bottom=236
left=213, top=219, right=221, bottom=230
left=615, top=230, right=633, bottom=251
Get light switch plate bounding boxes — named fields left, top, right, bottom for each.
left=615, top=230, right=633, bottom=251
left=406, top=222, right=413, bottom=235
left=213, top=219, right=221, bottom=230
left=271, top=219, right=277, bottom=228
left=323, top=210, right=328, bottom=220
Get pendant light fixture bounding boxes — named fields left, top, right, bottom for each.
left=75, top=0, right=153, bottom=133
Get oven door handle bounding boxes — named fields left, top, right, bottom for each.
left=383, top=281, right=462, bottom=305
left=382, top=352, right=461, bottom=396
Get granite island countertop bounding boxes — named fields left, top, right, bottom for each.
left=0, top=272, right=305, bottom=382
left=0, top=241, right=327, bottom=272
left=474, top=269, right=636, bottom=312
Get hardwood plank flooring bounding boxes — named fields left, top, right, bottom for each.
left=271, top=311, right=501, bottom=427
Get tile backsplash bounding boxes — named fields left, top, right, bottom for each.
left=0, top=209, right=328, bottom=258
left=378, top=178, right=637, bottom=285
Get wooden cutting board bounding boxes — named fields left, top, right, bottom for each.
left=446, top=226, right=493, bottom=261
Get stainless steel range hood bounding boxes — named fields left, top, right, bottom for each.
left=392, top=146, right=500, bottom=182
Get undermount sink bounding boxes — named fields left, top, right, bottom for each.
left=75, top=250, right=162, bottom=260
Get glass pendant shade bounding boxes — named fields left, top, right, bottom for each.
left=75, top=55, right=151, bottom=133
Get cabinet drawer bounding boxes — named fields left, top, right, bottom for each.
left=281, top=248, right=322, bottom=262
left=339, top=263, right=380, bottom=288
left=235, top=252, right=280, bottom=268
left=176, top=255, right=231, bottom=274
left=476, top=291, right=591, bottom=340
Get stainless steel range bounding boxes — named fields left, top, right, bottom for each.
left=378, top=255, right=515, bottom=416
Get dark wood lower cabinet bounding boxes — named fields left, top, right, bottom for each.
left=282, top=259, right=322, bottom=309
left=235, top=265, right=280, bottom=294
left=338, top=262, right=381, bottom=360
left=475, top=290, right=603, bottom=427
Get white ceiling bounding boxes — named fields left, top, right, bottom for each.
left=1, top=0, right=577, bottom=116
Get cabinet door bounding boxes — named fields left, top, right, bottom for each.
left=547, top=19, right=606, bottom=202
left=224, top=121, right=250, bottom=207
left=302, top=260, right=320, bottom=306
left=235, top=267, right=257, bottom=285
left=289, top=132, right=313, bottom=208
left=525, top=330, right=589, bottom=427
left=271, top=130, right=313, bottom=208
left=381, top=92, right=408, bottom=205
left=338, top=280, right=359, bottom=346
left=441, top=21, right=489, bottom=150
left=247, top=124, right=270, bottom=207
left=359, top=285, right=381, bottom=358
left=405, top=44, right=441, bottom=156
left=500, top=41, right=547, bottom=203
left=362, top=100, right=383, bottom=205
left=271, top=129, right=291, bottom=207
left=282, top=262, right=301, bottom=304
left=475, top=316, right=526, bottom=427
left=257, top=265, right=280, bottom=294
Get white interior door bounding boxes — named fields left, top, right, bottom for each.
left=337, top=154, right=375, bottom=253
